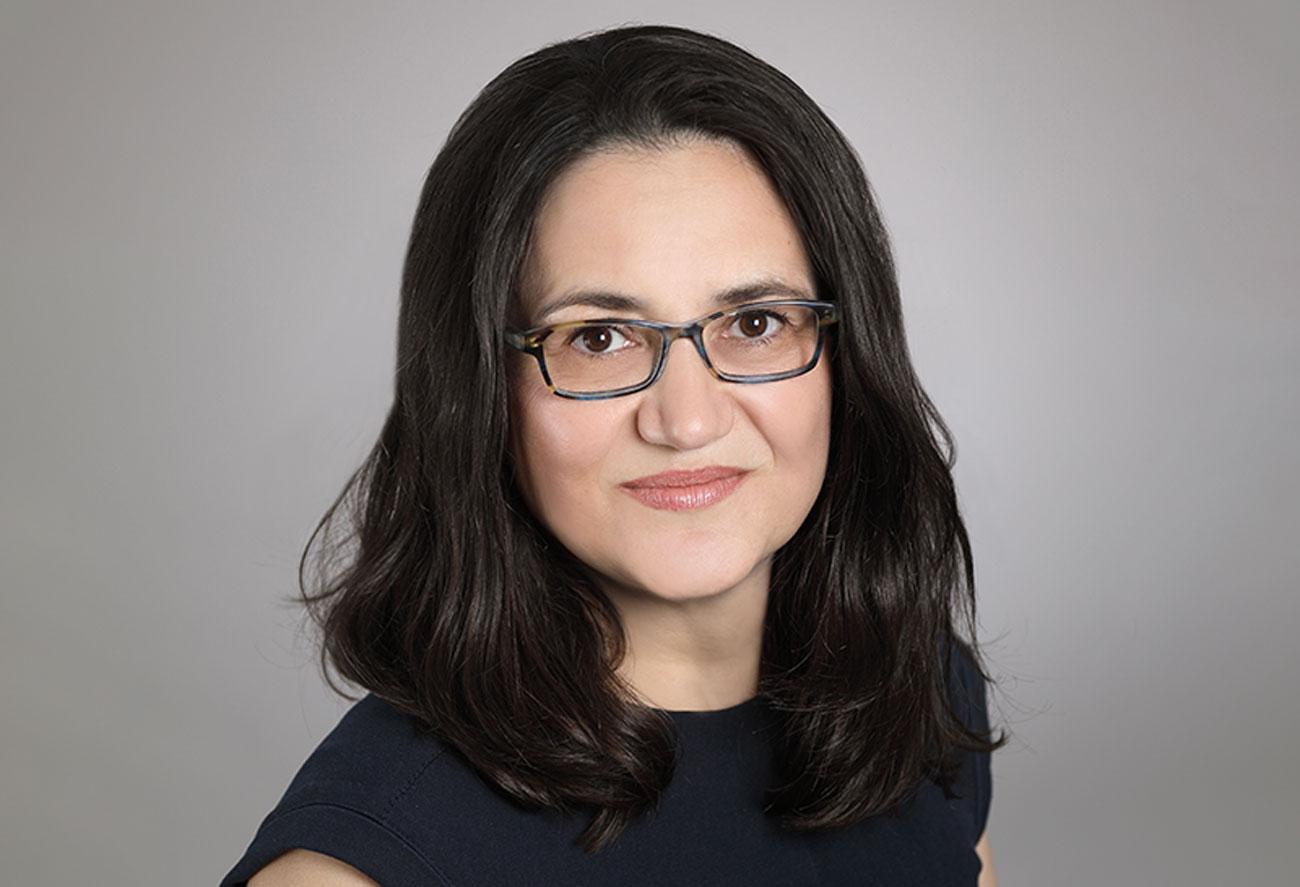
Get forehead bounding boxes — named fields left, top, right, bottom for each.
left=518, top=139, right=814, bottom=322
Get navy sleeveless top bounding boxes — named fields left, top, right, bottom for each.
left=220, top=647, right=992, bottom=886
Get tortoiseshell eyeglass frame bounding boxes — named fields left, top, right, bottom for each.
left=503, top=299, right=839, bottom=400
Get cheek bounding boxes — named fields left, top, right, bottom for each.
left=512, top=386, right=621, bottom=519
left=768, top=363, right=832, bottom=457
left=750, top=364, right=832, bottom=516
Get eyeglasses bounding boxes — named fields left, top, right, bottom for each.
left=504, top=299, right=838, bottom=400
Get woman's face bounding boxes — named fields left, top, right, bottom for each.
left=508, top=138, right=832, bottom=603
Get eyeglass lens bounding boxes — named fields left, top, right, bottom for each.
left=538, top=304, right=822, bottom=394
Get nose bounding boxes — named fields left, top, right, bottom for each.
left=634, top=334, right=734, bottom=449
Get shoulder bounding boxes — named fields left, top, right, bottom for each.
left=220, top=693, right=463, bottom=887
left=248, top=848, right=381, bottom=886
left=944, top=637, right=990, bottom=732
left=941, top=637, right=995, bottom=843
left=270, top=692, right=457, bottom=825
left=291, top=692, right=449, bottom=791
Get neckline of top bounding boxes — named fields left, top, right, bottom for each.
left=654, top=694, right=766, bottom=718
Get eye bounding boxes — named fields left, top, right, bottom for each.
left=725, top=309, right=788, bottom=340
left=565, top=324, right=635, bottom=356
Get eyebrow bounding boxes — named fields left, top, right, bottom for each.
left=533, top=275, right=815, bottom=325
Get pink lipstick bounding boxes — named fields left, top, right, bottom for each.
left=619, top=466, right=750, bottom=512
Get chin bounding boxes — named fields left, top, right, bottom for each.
left=616, top=552, right=762, bottom=600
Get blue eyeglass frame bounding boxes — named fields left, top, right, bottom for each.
left=503, top=298, right=839, bottom=400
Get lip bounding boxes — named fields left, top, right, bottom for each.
left=621, top=465, right=749, bottom=489
left=619, top=466, right=751, bottom=512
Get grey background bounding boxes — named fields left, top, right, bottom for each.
left=2, top=2, right=1296, bottom=884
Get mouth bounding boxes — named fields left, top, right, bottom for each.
left=621, top=465, right=748, bottom=488
left=619, top=467, right=751, bottom=512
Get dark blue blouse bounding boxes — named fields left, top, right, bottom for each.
left=220, top=647, right=992, bottom=886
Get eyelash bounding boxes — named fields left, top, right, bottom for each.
left=561, top=309, right=791, bottom=356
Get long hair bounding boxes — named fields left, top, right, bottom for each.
left=292, top=23, right=1007, bottom=853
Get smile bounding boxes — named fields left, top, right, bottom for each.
left=618, top=471, right=750, bottom=511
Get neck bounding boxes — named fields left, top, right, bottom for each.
left=604, top=557, right=771, bottom=712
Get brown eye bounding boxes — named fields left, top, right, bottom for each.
left=738, top=312, right=769, bottom=337
left=566, top=325, right=633, bottom=356
left=728, top=310, right=786, bottom=340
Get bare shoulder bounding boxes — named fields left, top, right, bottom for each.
left=975, top=831, right=999, bottom=887
left=248, top=848, right=382, bottom=887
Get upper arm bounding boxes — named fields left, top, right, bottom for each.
left=975, top=831, right=999, bottom=887
left=248, top=848, right=383, bottom=887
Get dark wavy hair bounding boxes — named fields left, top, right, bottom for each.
left=292, top=23, right=1007, bottom=853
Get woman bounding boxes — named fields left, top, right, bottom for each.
left=222, top=23, right=1006, bottom=887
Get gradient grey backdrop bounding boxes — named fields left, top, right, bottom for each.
left=2, top=2, right=1296, bottom=884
